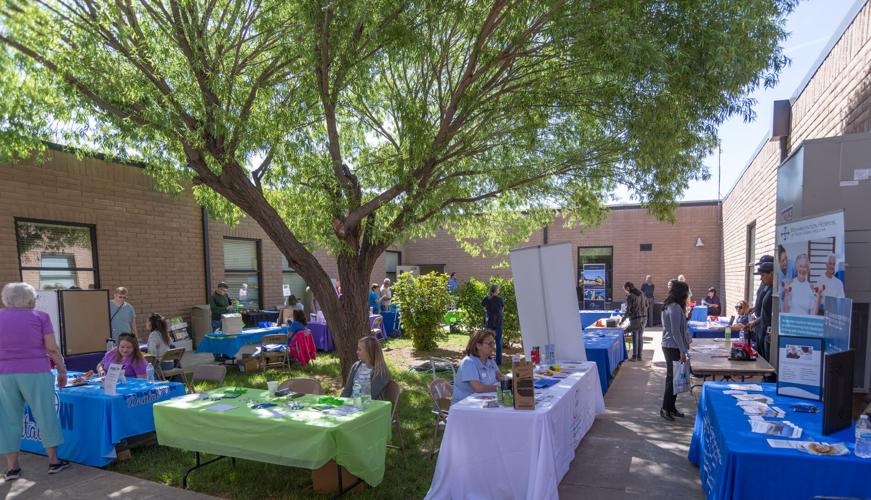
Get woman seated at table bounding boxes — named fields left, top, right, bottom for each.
left=98, top=333, right=148, bottom=379
left=288, top=309, right=308, bottom=334
left=728, top=300, right=751, bottom=331
left=452, top=329, right=504, bottom=404
left=146, top=314, right=174, bottom=370
left=701, top=287, right=721, bottom=316
left=341, top=336, right=390, bottom=400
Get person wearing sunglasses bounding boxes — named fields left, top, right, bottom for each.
left=109, top=287, right=137, bottom=342
left=452, top=330, right=504, bottom=404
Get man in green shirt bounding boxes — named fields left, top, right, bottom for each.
left=209, top=282, right=233, bottom=329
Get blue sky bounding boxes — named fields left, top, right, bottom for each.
left=615, top=0, right=860, bottom=203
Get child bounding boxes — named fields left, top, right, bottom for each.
left=341, top=336, right=390, bottom=400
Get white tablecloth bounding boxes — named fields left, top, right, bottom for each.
left=425, top=361, right=605, bottom=500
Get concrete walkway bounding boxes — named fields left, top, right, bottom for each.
left=1, top=453, right=216, bottom=499
left=559, top=328, right=705, bottom=499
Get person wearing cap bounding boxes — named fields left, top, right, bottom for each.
left=701, top=287, right=721, bottom=316
left=209, top=283, right=233, bottom=330
left=747, top=256, right=774, bottom=361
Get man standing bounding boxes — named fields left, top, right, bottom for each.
left=109, top=287, right=137, bottom=341
left=746, top=256, right=774, bottom=362
left=209, top=282, right=233, bottom=331
left=640, top=275, right=655, bottom=326
left=482, top=284, right=505, bottom=365
left=817, top=253, right=845, bottom=300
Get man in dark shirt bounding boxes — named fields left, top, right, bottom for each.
left=482, top=285, right=505, bottom=365
left=747, top=256, right=774, bottom=361
left=209, top=282, right=233, bottom=328
left=640, top=275, right=655, bottom=326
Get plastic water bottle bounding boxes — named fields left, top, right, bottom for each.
left=856, top=415, right=871, bottom=458
left=359, top=365, right=372, bottom=408
left=725, top=327, right=732, bottom=344
left=146, top=364, right=155, bottom=383
left=352, top=382, right=362, bottom=407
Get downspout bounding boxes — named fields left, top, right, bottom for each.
left=202, top=207, right=212, bottom=302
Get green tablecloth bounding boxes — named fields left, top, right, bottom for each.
left=153, top=388, right=391, bottom=486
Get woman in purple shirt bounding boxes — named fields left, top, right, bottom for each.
left=98, top=334, right=148, bottom=379
left=0, top=282, right=70, bottom=480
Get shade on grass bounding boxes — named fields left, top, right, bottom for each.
left=109, top=337, right=464, bottom=499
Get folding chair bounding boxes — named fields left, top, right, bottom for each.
left=188, top=364, right=227, bottom=392
left=428, top=379, right=452, bottom=458
left=371, top=315, right=386, bottom=341
left=429, top=357, right=457, bottom=382
left=157, top=348, right=188, bottom=385
left=384, top=380, right=405, bottom=451
left=278, top=377, right=323, bottom=395
left=255, top=333, right=290, bottom=369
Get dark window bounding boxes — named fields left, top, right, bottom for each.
left=223, top=237, right=262, bottom=310
left=15, top=219, right=99, bottom=290
left=385, top=251, right=401, bottom=282
left=640, top=243, right=653, bottom=252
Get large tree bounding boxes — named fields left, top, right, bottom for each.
left=0, top=0, right=795, bottom=376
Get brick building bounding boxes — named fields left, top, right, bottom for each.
left=721, top=1, right=871, bottom=309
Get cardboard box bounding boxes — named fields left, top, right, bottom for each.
left=512, top=359, right=535, bottom=410
left=311, top=460, right=367, bottom=494
left=238, top=354, right=260, bottom=373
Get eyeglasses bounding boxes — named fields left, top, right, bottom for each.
left=481, top=341, right=496, bottom=347
left=734, top=305, right=743, bottom=310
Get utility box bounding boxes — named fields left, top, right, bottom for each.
left=190, top=305, right=212, bottom=348
left=776, top=131, right=871, bottom=391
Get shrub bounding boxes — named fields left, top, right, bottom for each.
left=392, top=271, right=452, bottom=351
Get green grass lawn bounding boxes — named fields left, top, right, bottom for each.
left=108, top=335, right=470, bottom=499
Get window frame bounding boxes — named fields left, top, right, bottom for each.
left=385, top=250, right=402, bottom=282
left=14, top=217, right=101, bottom=289
left=222, top=236, right=263, bottom=310
left=745, top=221, right=757, bottom=304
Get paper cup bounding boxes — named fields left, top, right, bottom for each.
left=267, top=381, right=278, bottom=396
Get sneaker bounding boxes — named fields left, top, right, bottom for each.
left=4, top=468, right=21, bottom=481
left=47, top=461, right=70, bottom=474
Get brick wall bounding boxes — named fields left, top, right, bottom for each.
left=0, top=149, right=205, bottom=335
left=722, top=3, right=871, bottom=308
left=0, top=148, right=389, bottom=335
left=402, top=203, right=723, bottom=302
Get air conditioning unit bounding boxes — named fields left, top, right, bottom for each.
left=396, top=265, right=420, bottom=277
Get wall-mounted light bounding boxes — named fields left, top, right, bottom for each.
left=695, top=237, right=704, bottom=247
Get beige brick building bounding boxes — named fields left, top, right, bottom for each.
left=721, top=1, right=871, bottom=309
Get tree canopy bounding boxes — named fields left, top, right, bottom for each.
left=0, top=0, right=797, bottom=373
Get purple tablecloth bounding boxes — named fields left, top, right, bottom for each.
left=307, top=315, right=384, bottom=352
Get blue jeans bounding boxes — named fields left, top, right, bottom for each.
left=491, top=324, right=503, bottom=365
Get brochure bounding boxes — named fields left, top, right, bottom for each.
left=749, top=419, right=802, bottom=438
left=728, top=383, right=763, bottom=391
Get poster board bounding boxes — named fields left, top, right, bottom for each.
left=777, top=335, right=825, bottom=401
left=581, top=263, right=607, bottom=310
left=776, top=211, right=845, bottom=333
left=59, top=289, right=111, bottom=356
left=510, top=242, right=586, bottom=362
left=35, top=289, right=61, bottom=346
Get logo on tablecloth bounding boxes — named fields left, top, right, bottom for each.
left=21, top=394, right=74, bottom=441
left=124, top=386, right=171, bottom=408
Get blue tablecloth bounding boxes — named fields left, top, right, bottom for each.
left=579, top=310, right=619, bottom=329
left=583, top=328, right=627, bottom=394
left=689, top=320, right=731, bottom=339
left=381, top=311, right=400, bottom=337
left=690, top=306, right=709, bottom=322
left=307, top=315, right=386, bottom=352
left=689, top=382, right=870, bottom=500
left=195, top=326, right=288, bottom=357
left=21, top=372, right=185, bottom=467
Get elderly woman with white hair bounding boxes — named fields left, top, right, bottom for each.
left=0, top=282, right=70, bottom=480
left=783, top=254, right=822, bottom=315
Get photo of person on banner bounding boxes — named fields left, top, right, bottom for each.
left=782, top=254, right=822, bottom=315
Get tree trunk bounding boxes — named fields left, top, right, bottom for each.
left=321, top=253, right=375, bottom=380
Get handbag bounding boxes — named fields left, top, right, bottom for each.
left=673, top=360, right=690, bottom=394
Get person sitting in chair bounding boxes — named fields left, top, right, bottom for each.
left=452, top=329, right=504, bottom=403
left=341, top=336, right=390, bottom=401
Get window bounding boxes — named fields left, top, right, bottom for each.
left=282, top=256, right=307, bottom=307
left=385, top=251, right=401, bottom=282
left=15, top=219, right=99, bottom=290
left=223, top=238, right=261, bottom=310
left=745, top=222, right=756, bottom=304
left=640, top=243, right=653, bottom=252
left=577, top=246, right=614, bottom=306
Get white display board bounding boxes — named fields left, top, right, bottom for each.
left=510, top=242, right=586, bottom=361
left=35, top=289, right=61, bottom=346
